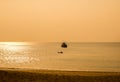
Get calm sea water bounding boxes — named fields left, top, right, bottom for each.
left=0, top=42, right=120, bottom=72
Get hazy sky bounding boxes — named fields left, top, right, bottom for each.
left=0, top=0, right=120, bottom=42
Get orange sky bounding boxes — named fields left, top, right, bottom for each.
left=0, top=0, right=120, bottom=42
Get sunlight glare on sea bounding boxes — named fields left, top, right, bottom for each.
left=0, top=42, right=36, bottom=67
left=0, top=42, right=120, bottom=72
left=0, top=42, right=30, bottom=45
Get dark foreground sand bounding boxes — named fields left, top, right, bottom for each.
left=0, top=68, right=120, bottom=82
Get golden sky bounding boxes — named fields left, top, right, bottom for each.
left=0, top=0, right=120, bottom=42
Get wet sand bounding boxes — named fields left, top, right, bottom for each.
left=0, top=68, right=120, bottom=82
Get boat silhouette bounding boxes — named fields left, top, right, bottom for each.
left=57, top=51, right=63, bottom=54
left=61, top=42, right=67, bottom=48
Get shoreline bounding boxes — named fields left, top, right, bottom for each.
left=0, top=68, right=120, bottom=82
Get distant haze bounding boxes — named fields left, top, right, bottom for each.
left=0, top=0, right=120, bottom=42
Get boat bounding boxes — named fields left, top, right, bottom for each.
left=61, top=42, right=67, bottom=48
left=58, top=51, right=63, bottom=54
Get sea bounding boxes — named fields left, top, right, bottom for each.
left=0, top=42, right=120, bottom=72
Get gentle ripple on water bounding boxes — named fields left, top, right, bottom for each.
left=0, top=42, right=120, bottom=72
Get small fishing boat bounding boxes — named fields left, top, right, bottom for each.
left=61, top=42, right=67, bottom=48
left=58, top=51, right=63, bottom=54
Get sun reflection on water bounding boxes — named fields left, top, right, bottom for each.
left=0, top=42, right=34, bottom=64
left=4, top=55, right=31, bottom=63
left=0, top=42, right=30, bottom=45
left=3, top=45, right=25, bottom=52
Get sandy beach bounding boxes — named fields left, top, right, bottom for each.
left=0, top=68, right=120, bottom=82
